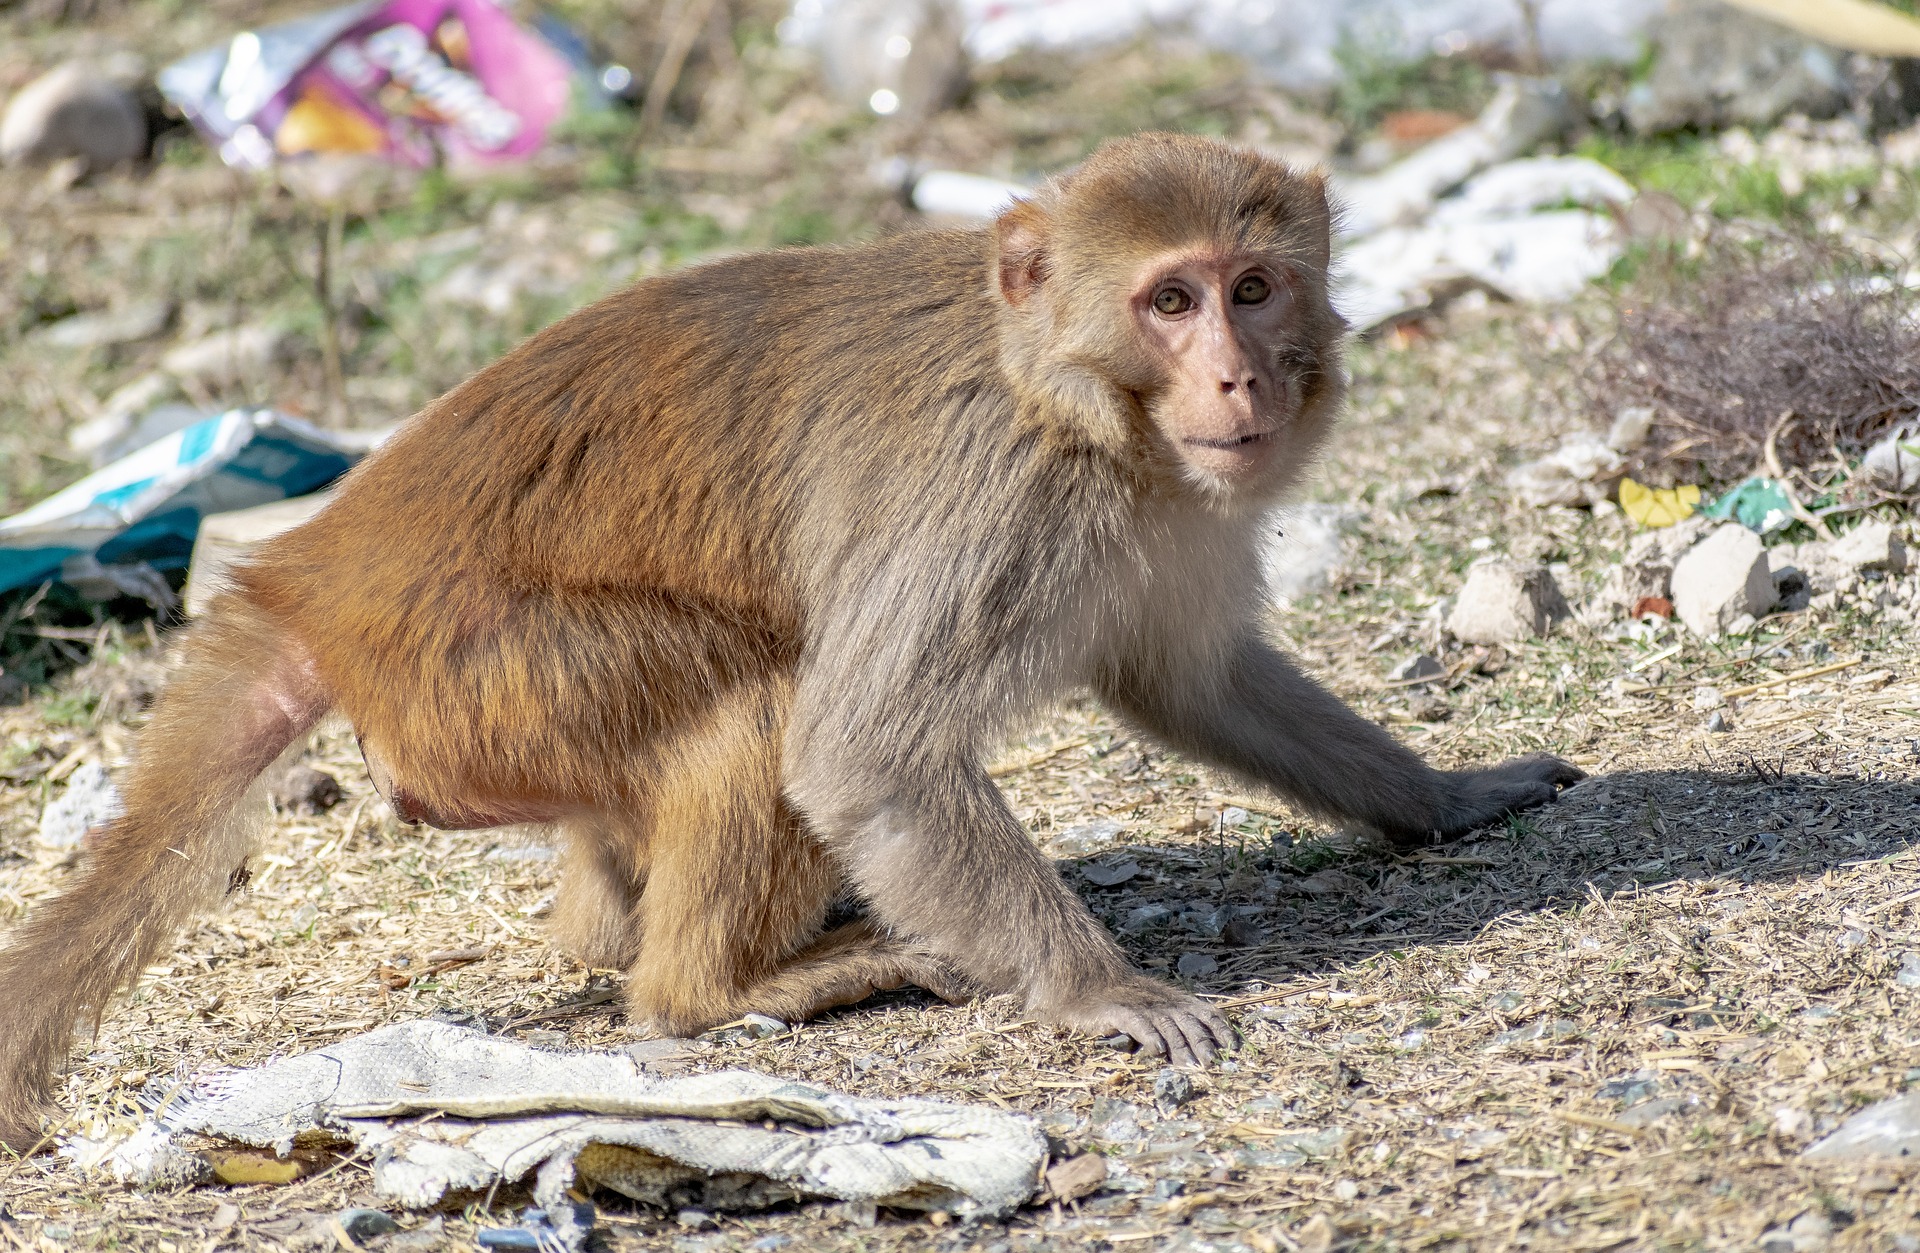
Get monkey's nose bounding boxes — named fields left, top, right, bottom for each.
left=1219, top=375, right=1257, bottom=394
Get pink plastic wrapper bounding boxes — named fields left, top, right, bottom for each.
left=158, top=0, right=575, bottom=170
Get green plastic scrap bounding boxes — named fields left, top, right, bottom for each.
left=1702, top=476, right=1795, bottom=535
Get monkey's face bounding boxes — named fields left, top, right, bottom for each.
left=1128, top=248, right=1306, bottom=485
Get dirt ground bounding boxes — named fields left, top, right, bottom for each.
left=4, top=2, right=1920, bottom=1250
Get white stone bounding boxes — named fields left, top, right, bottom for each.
left=39, top=761, right=122, bottom=849
left=1262, top=503, right=1359, bottom=602
left=33, top=300, right=172, bottom=350
left=1828, top=521, right=1907, bottom=574
left=1861, top=429, right=1919, bottom=493
left=1670, top=524, right=1775, bottom=637
left=1607, top=405, right=1656, bottom=452
left=1446, top=560, right=1571, bottom=644
left=0, top=62, right=145, bottom=168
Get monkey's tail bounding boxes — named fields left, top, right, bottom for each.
left=0, top=595, right=330, bottom=1150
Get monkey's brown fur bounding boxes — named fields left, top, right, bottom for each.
left=0, top=135, right=1580, bottom=1147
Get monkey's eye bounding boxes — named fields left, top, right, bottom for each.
left=1233, top=274, right=1272, bottom=305
left=1152, top=287, right=1194, bottom=315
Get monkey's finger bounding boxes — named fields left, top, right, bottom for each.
left=1168, top=1010, right=1229, bottom=1065
left=1109, top=1011, right=1169, bottom=1058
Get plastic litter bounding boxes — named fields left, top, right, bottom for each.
left=1702, top=476, right=1797, bottom=535
left=67, top=1021, right=1044, bottom=1232
left=158, top=0, right=585, bottom=171
left=782, top=0, right=1664, bottom=92
left=0, top=408, right=375, bottom=602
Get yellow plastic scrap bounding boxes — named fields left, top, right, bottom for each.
left=1721, top=0, right=1920, bottom=57
left=1619, top=477, right=1702, bottom=528
left=206, top=1149, right=307, bottom=1184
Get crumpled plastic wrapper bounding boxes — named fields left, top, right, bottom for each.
left=66, top=1021, right=1043, bottom=1222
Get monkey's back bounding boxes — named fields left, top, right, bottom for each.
left=239, top=229, right=1027, bottom=792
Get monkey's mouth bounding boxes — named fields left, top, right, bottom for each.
left=1186, top=432, right=1272, bottom=451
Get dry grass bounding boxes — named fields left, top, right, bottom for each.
left=4, top=4, right=1920, bottom=1250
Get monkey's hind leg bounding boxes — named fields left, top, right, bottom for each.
left=619, top=685, right=971, bottom=1035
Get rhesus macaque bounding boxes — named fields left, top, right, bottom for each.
left=0, top=134, right=1581, bottom=1149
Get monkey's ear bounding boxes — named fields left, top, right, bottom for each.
left=994, top=201, right=1051, bottom=308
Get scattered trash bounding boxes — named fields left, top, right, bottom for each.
left=1080, top=857, right=1143, bottom=887
left=0, top=60, right=147, bottom=170
left=1505, top=436, right=1625, bottom=509
left=159, top=0, right=577, bottom=171
left=1701, top=476, right=1796, bottom=535
left=1670, top=524, right=1777, bottom=638
left=1619, top=478, right=1702, bottom=528
left=476, top=1203, right=596, bottom=1252
left=38, top=762, right=123, bottom=850
left=69, top=1021, right=1044, bottom=1223
left=0, top=409, right=374, bottom=604
left=1723, top=0, right=1920, bottom=58
left=785, top=0, right=1662, bottom=94
left=815, top=0, right=968, bottom=119
left=1333, top=83, right=1630, bottom=328
left=1446, top=561, right=1570, bottom=644
left=1595, top=232, right=1920, bottom=491
left=186, top=493, right=336, bottom=617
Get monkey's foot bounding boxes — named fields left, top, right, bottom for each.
left=1406, top=752, right=1585, bottom=845
left=1038, top=975, right=1235, bottom=1067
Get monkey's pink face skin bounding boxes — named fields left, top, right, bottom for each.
left=1132, top=250, right=1299, bottom=483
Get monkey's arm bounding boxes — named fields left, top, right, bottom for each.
left=1099, top=635, right=1581, bottom=843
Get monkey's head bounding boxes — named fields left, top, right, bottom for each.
left=993, top=133, right=1347, bottom=501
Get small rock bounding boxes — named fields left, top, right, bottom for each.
left=1807, top=1091, right=1920, bottom=1159
left=39, top=761, right=122, bottom=849
left=624, top=1037, right=697, bottom=1069
left=1153, top=1068, right=1196, bottom=1111
left=1616, top=1096, right=1687, bottom=1128
left=1896, top=953, right=1920, bottom=989
left=1387, top=653, right=1445, bottom=685
left=0, top=62, right=146, bottom=168
left=676, top=1208, right=717, bottom=1230
left=1692, top=685, right=1725, bottom=711
left=1670, top=524, right=1775, bottom=637
left=521, top=1029, right=568, bottom=1049
left=1051, top=817, right=1124, bottom=855
left=335, top=1209, right=399, bottom=1244
left=1081, top=857, right=1141, bottom=887
left=1044, top=1152, right=1109, bottom=1202
left=1446, top=560, right=1571, bottom=644
left=1862, top=429, right=1920, bottom=493
left=271, top=765, right=343, bottom=814
left=1175, top=953, right=1218, bottom=978
left=1706, top=710, right=1730, bottom=734
left=1829, top=521, right=1907, bottom=575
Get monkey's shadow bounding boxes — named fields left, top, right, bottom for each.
left=1063, top=766, right=1920, bottom=1002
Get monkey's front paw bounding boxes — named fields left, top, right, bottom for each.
left=1038, top=977, right=1235, bottom=1067
left=1427, top=752, right=1585, bottom=841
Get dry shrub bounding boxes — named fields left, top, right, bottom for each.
left=1594, top=230, right=1920, bottom=490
